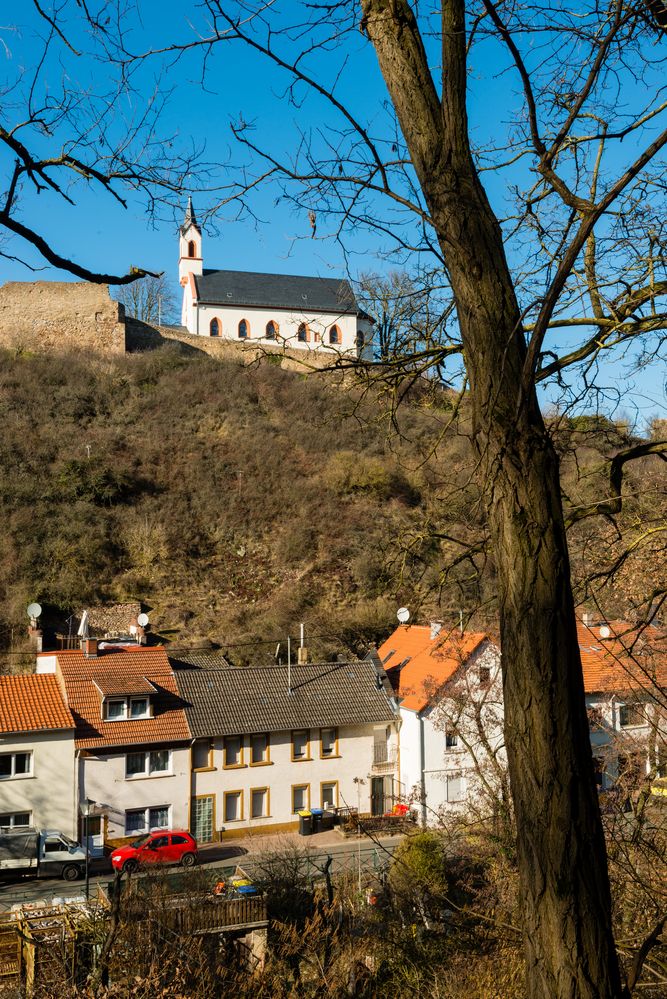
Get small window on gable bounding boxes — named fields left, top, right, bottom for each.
left=329, top=324, right=340, bottom=345
left=297, top=323, right=309, bottom=343
left=210, top=318, right=220, bottom=337
left=619, top=703, right=645, bottom=728
left=188, top=240, right=196, bottom=258
left=238, top=319, right=249, bottom=339
left=445, top=730, right=458, bottom=749
left=265, top=320, right=277, bottom=340
left=479, top=666, right=491, bottom=688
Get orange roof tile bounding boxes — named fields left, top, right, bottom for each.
left=53, top=646, right=190, bottom=749
left=578, top=620, right=666, bottom=694
left=379, top=625, right=489, bottom=712
left=0, top=675, right=74, bottom=734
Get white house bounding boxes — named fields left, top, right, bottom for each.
left=379, top=617, right=666, bottom=827
left=378, top=625, right=505, bottom=825
left=173, top=657, right=400, bottom=840
left=178, top=198, right=373, bottom=358
left=37, top=642, right=192, bottom=846
left=0, top=674, right=77, bottom=837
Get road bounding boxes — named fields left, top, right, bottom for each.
left=0, top=834, right=401, bottom=910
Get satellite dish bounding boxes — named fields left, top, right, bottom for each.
left=397, top=607, right=410, bottom=624
left=27, top=603, right=42, bottom=620
left=137, top=613, right=149, bottom=628
left=599, top=625, right=611, bottom=639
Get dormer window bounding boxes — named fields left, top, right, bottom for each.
left=107, top=699, right=127, bottom=721
left=130, top=697, right=150, bottom=719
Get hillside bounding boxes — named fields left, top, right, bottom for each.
left=0, top=346, right=663, bottom=665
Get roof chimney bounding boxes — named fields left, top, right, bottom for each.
left=582, top=612, right=594, bottom=627
left=430, top=621, right=443, bottom=641
left=83, top=637, right=98, bottom=658
left=297, top=646, right=309, bottom=665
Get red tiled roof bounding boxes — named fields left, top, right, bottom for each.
left=578, top=620, right=666, bottom=694
left=53, top=647, right=190, bottom=749
left=0, top=675, right=74, bottom=734
left=379, top=625, right=489, bottom=712
left=92, top=676, right=157, bottom=696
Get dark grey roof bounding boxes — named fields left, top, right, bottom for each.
left=174, top=661, right=397, bottom=737
left=168, top=648, right=233, bottom=671
left=194, top=269, right=360, bottom=315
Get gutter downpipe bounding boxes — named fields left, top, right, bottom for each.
left=419, top=712, right=427, bottom=827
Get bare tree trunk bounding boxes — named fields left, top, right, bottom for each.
left=361, top=1, right=627, bottom=995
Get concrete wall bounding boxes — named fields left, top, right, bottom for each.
left=0, top=281, right=126, bottom=355
left=0, top=730, right=77, bottom=837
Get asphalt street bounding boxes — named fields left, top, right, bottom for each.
left=0, top=833, right=402, bottom=910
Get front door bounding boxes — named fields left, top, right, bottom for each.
left=191, top=795, right=215, bottom=843
left=371, top=777, right=385, bottom=816
left=80, top=814, right=104, bottom=858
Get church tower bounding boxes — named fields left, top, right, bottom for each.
left=178, top=197, right=203, bottom=284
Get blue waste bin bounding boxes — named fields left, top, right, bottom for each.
left=311, top=807, right=324, bottom=833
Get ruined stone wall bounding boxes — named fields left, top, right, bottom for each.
left=0, top=281, right=126, bottom=355
left=125, top=319, right=344, bottom=373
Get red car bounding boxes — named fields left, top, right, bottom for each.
left=110, top=831, right=197, bottom=873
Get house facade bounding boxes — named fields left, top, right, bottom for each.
left=178, top=199, right=373, bottom=358
left=37, top=643, right=191, bottom=846
left=0, top=675, right=77, bottom=836
left=380, top=618, right=666, bottom=826
left=173, top=658, right=399, bottom=840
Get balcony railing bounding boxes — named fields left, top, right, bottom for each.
left=372, top=744, right=397, bottom=773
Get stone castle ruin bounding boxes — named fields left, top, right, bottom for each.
left=0, top=281, right=126, bottom=355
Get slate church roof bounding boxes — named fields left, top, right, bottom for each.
left=194, top=269, right=361, bottom=315
left=174, top=661, right=397, bottom=738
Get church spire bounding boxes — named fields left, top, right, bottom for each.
left=181, top=196, right=200, bottom=233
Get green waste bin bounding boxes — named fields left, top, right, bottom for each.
left=298, top=810, right=313, bottom=836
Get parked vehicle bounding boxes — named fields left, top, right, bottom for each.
left=110, top=831, right=197, bottom=873
left=0, top=827, right=87, bottom=881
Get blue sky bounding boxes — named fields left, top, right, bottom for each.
left=1, top=1, right=664, bottom=428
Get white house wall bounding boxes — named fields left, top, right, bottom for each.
left=191, top=723, right=398, bottom=836
left=79, top=745, right=191, bottom=841
left=0, top=730, right=77, bottom=838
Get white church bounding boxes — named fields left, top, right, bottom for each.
left=178, top=199, right=373, bottom=358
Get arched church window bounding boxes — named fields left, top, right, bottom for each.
left=329, top=325, right=340, bottom=345
left=188, top=240, right=196, bottom=258
left=297, top=323, right=309, bottom=343
left=265, top=321, right=277, bottom=340
left=210, top=318, right=220, bottom=337
left=238, top=319, right=249, bottom=339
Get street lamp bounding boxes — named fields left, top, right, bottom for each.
left=352, top=777, right=366, bottom=894
left=80, top=797, right=95, bottom=901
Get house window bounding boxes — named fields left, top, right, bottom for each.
left=445, top=731, right=459, bottom=749
left=250, top=788, right=269, bottom=819
left=125, top=805, right=170, bottom=834
left=292, top=730, right=310, bottom=761
left=188, top=240, right=196, bottom=258
left=619, top=703, right=645, bottom=728
left=320, top=728, right=338, bottom=758
left=592, top=756, right=605, bottom=787
left=329, top=324, right=340, bottom=345
left=297, top=323, right=309, bottom=343
left=250, top=733, right=269, bottom=765
left=125, top=750, right=171, bottom=778
left=446, top=773, right=464, bottom=802
left=106, top=699, right=126, bottom=721
left=657, top=745, right=667, bottom=779
left=0, top=812, right=31, bottom=828
left=238, top=319, right=249, bottom=339
left=292, top=784, right=309, bottom=813
left=210, top=318, right=220, bottom=337
left=224, top=735, right=244, bottom=768
left=224, top=791, right=242, bottom=823
left=321, top=782, right=338, bottom=809
left=129, top=698, right=149, bottom=719
left=265, top=320, right=278, bottom=340
left=192, top=739, right=214, bottom=771
left=478, top=666, right=491, bottom=688
left=0, top=752, right=32, bottom=779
